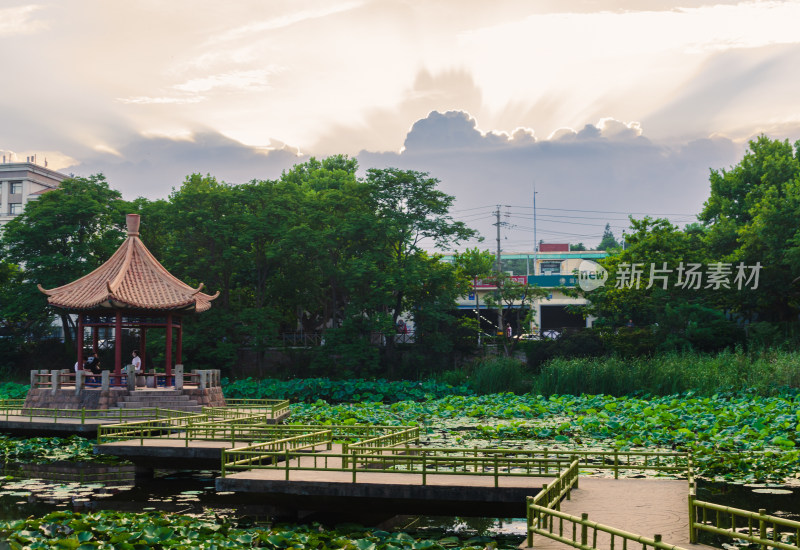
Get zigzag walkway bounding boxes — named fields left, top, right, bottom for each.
left=520, top=477, right=714, bottom=549
left=216, top=444, right=553, bottom=516
left=85, top=409, right=793, bottom=549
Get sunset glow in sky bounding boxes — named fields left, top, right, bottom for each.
left=3, top=1, right=800, bottom=249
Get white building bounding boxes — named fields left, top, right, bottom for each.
left=0, top=156, right=67, bottom=228
left=454, top=244, right=609, bottom=336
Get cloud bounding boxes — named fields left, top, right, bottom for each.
left=117, top=96, right=206, bottom=105
left=117, top=69, right=279, bottom=105
left=0, top=5, right=47, bottom=36
left=311, top=68, right=486, bottom=155
left=359, top=110, right=742, bottom=249
left=212, top=2, right=365, bottom=43
left=172, top=69, right=276, bottom=93
left=64, top=131, right=305, bottom=199
left=644, top=43, right=800, bottom=141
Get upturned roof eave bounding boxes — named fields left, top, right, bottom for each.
left=38, top=215, right=217, bottom=313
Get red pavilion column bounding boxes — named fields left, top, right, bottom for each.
left=140, top=326, right=147, bottom=370
left=114, top=312, right=122, bottom=382
left=165, top=313, right=173, bottom=379
left=76, top=314, right=84, bottom=369
left=177, top=320, right=183, bottom=364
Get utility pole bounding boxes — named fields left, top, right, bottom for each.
left=532, top=185, right=538, bottom=336
left=495, top=206, right=503, bottom=337
left=533, top=184, right=538, bottom=275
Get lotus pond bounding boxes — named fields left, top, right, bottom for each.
left=0, top=389, right=798, bottom=548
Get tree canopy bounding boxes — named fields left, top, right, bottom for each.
left=0, top=157, right=481, bottom=377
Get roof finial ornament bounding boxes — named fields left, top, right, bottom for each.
left=127, top=214, right=140, bottom=236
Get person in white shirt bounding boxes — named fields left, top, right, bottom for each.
left=131, top=350, right=142, bottom=373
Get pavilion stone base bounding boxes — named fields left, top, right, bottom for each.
left=23, top=386, right=226, bottom=411
left=24, top=387, right=131, bottom=410
left=23, top=368, right=227, bottom=411
left=182, top=386, right=226, bottom=407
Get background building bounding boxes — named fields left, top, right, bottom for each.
left=455, top=244, right=608, bottom=337
left=0, top=155, right=67, bottom=228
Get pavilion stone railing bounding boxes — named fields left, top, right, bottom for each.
left=29, top=367, right=223, bottom=392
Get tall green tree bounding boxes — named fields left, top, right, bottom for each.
left=598, top=223, right=620, bottom=250
left=364, top=168, right=477, bottom=328
left=0, top=175, right=128, bottom=347
left=699, top=135, right=800, bottom=322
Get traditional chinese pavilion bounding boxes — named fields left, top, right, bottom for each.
left=38, top=213, right=218, bottom=385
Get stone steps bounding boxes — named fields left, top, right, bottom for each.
left=117, top=400, right=199, bottom=409
left=120, top=393, right=191, bottom=402
left=114, top=391, right=202, bottom=412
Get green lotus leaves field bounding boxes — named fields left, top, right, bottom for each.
left=0, top=510, right=519, bottom=550
left=290, top=391, right=800, bottom=482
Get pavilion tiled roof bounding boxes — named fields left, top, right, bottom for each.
left=38, top=214, right=218, bottom=313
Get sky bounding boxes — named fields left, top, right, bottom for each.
left=2, top=0, right=800, bottom=251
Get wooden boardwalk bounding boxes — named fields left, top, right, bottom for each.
left=520, top=477, right=714, bottom=550
left=0, top=414, right=116, bottom=437
left=96, top=436, right=712, bottom=547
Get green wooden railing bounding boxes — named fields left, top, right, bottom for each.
left=286, top=424, right=419, bottom=441
left=206, top=399, right=291, bottom=419
left=97, top=413, right=209, bottom=444
left=548, top=448, right=688, bottom=478
left=526, top=457, right=686, bottom=549
left=529, top=458, right=580, bottom=511
left=524, top=451, right=687, bottom=549
left=342, top=427, right=420, bottom=466
left=688, top=462, right=800, bottom=550
left=339, top=446, right=687, bottom=478
left=221, top=430, right=334, bottom=477
left=2, top=405, right=196, bottom=424
left=528, top=505, right=686, bottom=550
left=222, top=444, right=574, bottom=486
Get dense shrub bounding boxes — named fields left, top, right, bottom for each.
left=467, top=356, right=530, bottom=395
left=0, top=381, right=28, bottom=399
left=530, top=349, right=800, bottom=396
left=223, top=377, right=473, bottom=403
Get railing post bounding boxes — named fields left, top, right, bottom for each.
left=422, top=452, right=427, bottom=486
left=126, top=364, right=135, bottom=391
left=51, top=370, right=61, bottom=394
left=526, top=496, right=534, bottom=547
left=101, top=371, right=110, bottom=391
left=614, top=449, right=619, bottom=479
left=688, top=485, right=697, bottom=544
left=30, top=369, right=39, bottom=387
left=654, top=534, right=662, bottom=545
left=75, top=370, right=85, bottom=393
left=175, top=364, right=184, bottom=390
left=758, top=509, right=767, bottom=550
left=199, top=370, right=207, bottom=390
left=580, top=514, right=588, bottom=546
left=571, top=456, right=578, bottom=491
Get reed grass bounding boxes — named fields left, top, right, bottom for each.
left=530, top=348, right=800, bottom=396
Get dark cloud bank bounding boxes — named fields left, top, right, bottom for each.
left=68, top=110, right=744, bottom=245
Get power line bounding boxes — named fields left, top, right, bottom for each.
left=502, top=205, right=697, bottom=217
left=450, top=204, right=495, bottom=213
